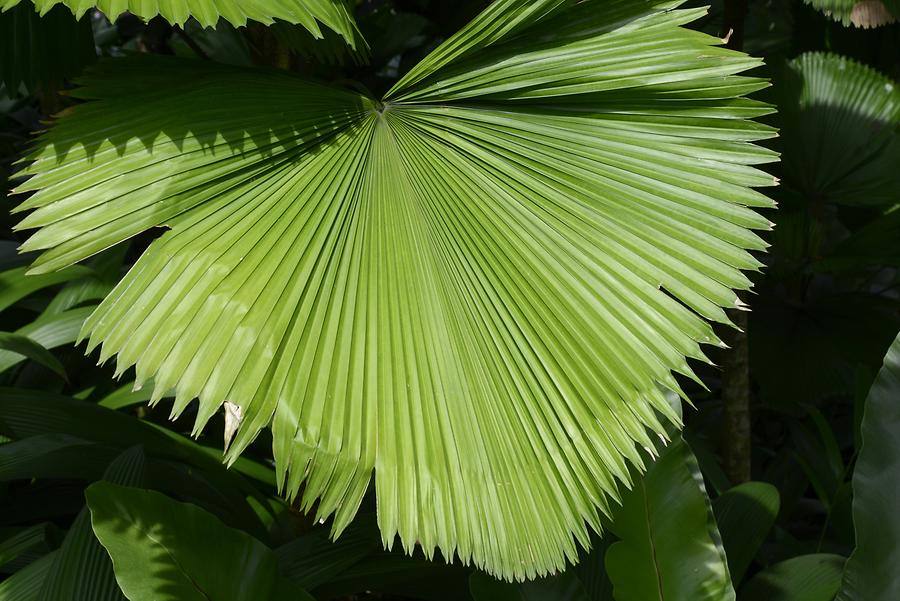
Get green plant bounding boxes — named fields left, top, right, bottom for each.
left=10, top=0, right=778, bottom=580
left=0, top=0, right=898, bottom=599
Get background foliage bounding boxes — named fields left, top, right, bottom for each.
left=0, top=0, right=898, bottom=600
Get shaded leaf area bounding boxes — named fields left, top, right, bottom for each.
left=37, top=447, right=145, bottom=601
left=750, top=53, right=900, bottom=405
left=712, top=482, right=780, bottom=585
left=0, top=0, right=359, bottom=42
left=0, top=389, right=276, bottom=535
left=0, top=382, right=476, bottom=601
left=86, top=482, right=311, bottom=601
left=12, top=0, right=777, bottom=579
left=776, top=53, right=900, bottom=208
left=0, top=550, right=57, bottom=600
left=0, top=2, right=95, bottom=95
left=742, top=554, right=845, bottom=601
left=837, top=332, right=900, bottom=601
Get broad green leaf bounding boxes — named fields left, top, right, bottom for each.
left=0, top=0, right=360, bottom=43
left=14, top=0, right=777, bottom=580
left=605, top=438, right=735, bottom=601
left=712, top=482, right=780, bottom=585
left=742, top=554, right=845, bottom=601
left=0, top=2, right=94, bottom=94
left=776, top=53, right=900, bottom=207
left=837, top=333, right=900, bottom=601
left=85, top=482, right=311, bottom=601
left=0, top=332, right=66, bottom=378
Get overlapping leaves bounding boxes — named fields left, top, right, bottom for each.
left=12, top=0, right=777, bottom=580
left=0, top=0, right=359, bottom=41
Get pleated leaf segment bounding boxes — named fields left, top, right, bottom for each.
left=12, top=0, right=778, bottom=581
left=0, top=0, right=359, bottom=43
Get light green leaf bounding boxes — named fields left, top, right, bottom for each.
left=0, top=332, right=66, bottom=378
left=712, top=482, right=780, bottom=585
left=742, top=554, right=845, bottom=601
left=14, top=0, right=777, bottom=580
left=837, top=332, right=900, bottom=601
left=0, top=0, right=360, bottom=43
left=86, top=482, right=311, bottom=601
left=606, top=438, right=735, bottom=601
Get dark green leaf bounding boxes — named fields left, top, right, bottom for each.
left=37, top=447, right=146, bottom=601
left=742, top=554, right=845, bottom=601
left=0, top=525, right=50, bottom=568
left=606, top=438, right=735, bottom=601
left=713, top=482, right=780, bottom=584
left=470, top=571, right=589, bottom=601
left=0, top=552, right=57, bottom=601
left=838, top=332, right=900, bottom=601
left=0, top=3, right=94, bottom=95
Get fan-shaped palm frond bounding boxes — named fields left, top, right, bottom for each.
left=0, top=0, right=359, bottom=43
left=12, top=0, right=777, bottom=580
left=777, top=53, right=900, bottom=207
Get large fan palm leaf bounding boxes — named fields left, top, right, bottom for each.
left=13, top=0, right=777, bottom=580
